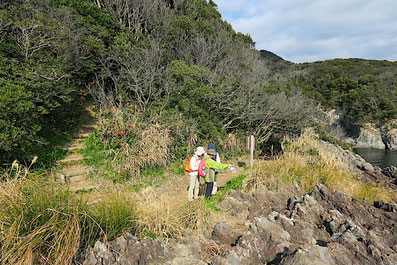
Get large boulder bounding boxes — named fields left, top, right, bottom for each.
left=352, top=126, right=385, bottom=149
left=212, top=221, right=239, bottom=246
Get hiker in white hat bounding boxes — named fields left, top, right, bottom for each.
left=185, top=146, right=205, bottom=201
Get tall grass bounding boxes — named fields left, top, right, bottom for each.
left=0, top=175, right=138, bottom=264
left=0, top=177, right=87, bottom=264
left=247, top=132, right=396, bottom=204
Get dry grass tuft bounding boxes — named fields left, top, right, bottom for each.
left=134, top=187, right=185, bottom=238
left=133, top=187, right=212, bottom=238
left=201, top=240, right=227, bottom=262
left=137, top=124, right=170, bottom=168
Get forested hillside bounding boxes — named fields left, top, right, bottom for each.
left=264, top=55, right=397, bottom=125
left=0, top=0, right=318, bottom=168
left=298, top=59, right=397, bottom=124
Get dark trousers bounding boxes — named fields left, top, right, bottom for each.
left=205, top=182, right=214, bottom=198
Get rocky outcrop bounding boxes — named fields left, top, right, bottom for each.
left=211, top=185, right=397, bottom=265
left=383, top=165, right=397, bottom=179
left=82, top=184, right=397, bottom=265
left=384, top=128, right=397, bottom=151
left=327, top=108, right=397, bottom=150
left=349, top=126, right=385, bottom=149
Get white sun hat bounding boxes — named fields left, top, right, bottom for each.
left=195, top=146, right=205, bottom=156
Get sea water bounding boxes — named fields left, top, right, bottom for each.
left=353, top=148, right=397, bottom=168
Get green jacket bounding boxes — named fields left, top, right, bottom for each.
left=204, top=155, right=229, bottom=182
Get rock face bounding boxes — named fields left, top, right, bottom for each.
left=335, top=123, right=386, bottom=150
left=384, top=128, right=397, bottom=151
left=350, top=127, right=385, bottom=149
left=327, top=108, right=397, bottom=150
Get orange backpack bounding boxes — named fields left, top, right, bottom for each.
left=184, top=156, right=194, bottom=173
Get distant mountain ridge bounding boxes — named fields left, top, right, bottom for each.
left=259, top=49, right=294, bottom=74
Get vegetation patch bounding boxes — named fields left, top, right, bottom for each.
left=247, top=132, right=396, bottom=204
left=318, top=133, right=352, bottom=151
left=205, top=174, right=247, bottom=211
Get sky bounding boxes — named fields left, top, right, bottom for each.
left=215, top=0, right=397, bottom=63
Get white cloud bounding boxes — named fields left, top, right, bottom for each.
left=215, top=0, right=397, bottom=62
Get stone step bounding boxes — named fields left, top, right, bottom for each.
left=57, top=166, right=93, bottom=183
left=70, top=185, right=99, bottom=192
left=78, top=124, right=97, bottom=134
left=67, top=146, right=83, bottom=151
left=63, top=141, right=85, bottom=151
left=79, top=132, right=92, bottom=138
left=60, top=153, right=83, bottom=163
left=69, top=174, right=85, bottom=183
left=64, top=169, right=87, bottom=177
left=81, top=124, right=98, bottom=130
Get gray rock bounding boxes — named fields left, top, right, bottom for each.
left=172, top=242, right=200, bottom=258
left=252, top=217, right=291, bottom=242
left=382, top=165, right=397, bottom=178
left=287, top=194, right=324, bottom=224
left=83, top=251, right=98, bottom=265
left=82, top=235, right=163, bottom=265
left=279, top=245, right=335, bottom=265
left=212, top=221, right=238, bottom=245
left=225, top=250, right=242, bottom=265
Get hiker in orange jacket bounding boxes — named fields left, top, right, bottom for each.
left=187, top=146, right=205, bottom=201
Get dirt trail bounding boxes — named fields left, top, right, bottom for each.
left=158, top=161, right=245, bottom=205
left=57, top=104, right=99, bottom=192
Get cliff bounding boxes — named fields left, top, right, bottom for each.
left=328, top=108, right=397, bottom=150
